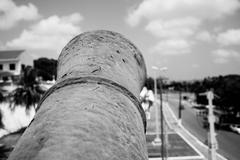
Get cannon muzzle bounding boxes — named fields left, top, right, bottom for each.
left=8, top=30, right=148, bottom=160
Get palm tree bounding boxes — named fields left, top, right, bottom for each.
left=9, top=66, right=43, bottom=110
left=0, top=91, right=5, bottom=103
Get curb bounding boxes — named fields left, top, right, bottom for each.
left=163, top=102, right=204, bottom=160
left=150, top=156, right=203, bottom=160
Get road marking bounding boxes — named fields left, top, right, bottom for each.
left=146, top=131, right=175, bottom=135
left=149, top=155, right=203, bottom=160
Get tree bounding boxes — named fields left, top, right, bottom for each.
left=167, top=75, right=240, bottom=118
left=0, top=91, right=5, bottom=103
left=145, top=77, right=154, bottom=90
left=191, top=75, right=240, bottom=117
left=9, top=66, right=44, bottom=110
left=34, top=58, right=57, bottom=81
left=168, top=81, right=183, bottom=91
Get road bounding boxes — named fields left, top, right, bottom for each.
left=166, top=93, right=240, bottom=160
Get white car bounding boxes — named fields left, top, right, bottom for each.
left=230, top=125, right=240, bottom=134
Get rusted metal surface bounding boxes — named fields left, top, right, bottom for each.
left=8, top=30, right=147, bottom=160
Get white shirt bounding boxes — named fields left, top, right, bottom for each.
left=146, top=90, right=154, bottom=102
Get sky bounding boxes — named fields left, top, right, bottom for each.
left=0, top=0, right=240, bottom=80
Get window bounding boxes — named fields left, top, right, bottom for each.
left=21, top=64, right=25, bottom=70
left=2, top=76, right=8, bottom=81
left=0, top=64, right=2, bottom=70
left=9, top=64, right=15, bottom=70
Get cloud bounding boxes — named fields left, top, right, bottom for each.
left=126, top=0, right=240, bottom=27
left=217, top=29, right=240, bottom=46
left=212, top=49, right=240, bottom=63
left=145, top=17, right=200, bottom=38
left=127, top=0, right=240, bottom=59
left=196, top=31, right=214, bottom=42
left=0, top=0, right=40, bottom=30
left=6, top=13, right=83, bottom=53
left=150, top=39, right=191, bottom=55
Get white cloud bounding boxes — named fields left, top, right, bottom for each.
left=217, top=29, right=240, bottom=46
left=0, top=0, right=40, bottom=30
left=145, top=17, right=200, bottom=38
left=7, top=13, right=83, bottom=53
left=150, top=39, right=191, bottom=55
left=196, top=31, right=214, bottom=42
left=127, top=0, right=240, bottom=58
left=126, top=0, right=240, bottom=27
left=212, top=49, right=240, bottom=63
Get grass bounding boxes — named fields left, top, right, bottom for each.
left=147, top=133, right=199, bottom=158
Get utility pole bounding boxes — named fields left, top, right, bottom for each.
left=159, top=78, right=164, bottom=160
left=199, top=90, right=218, bottom=160
left=207, top=90, right=217, bottom=160
left=178, top=90, right=182, bottom=125
left=166, top=90, right=168, bottom=102
left=151, top=66, right=168, bottom=160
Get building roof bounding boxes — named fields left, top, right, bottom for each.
left=0, top=50, right=25, bottom=60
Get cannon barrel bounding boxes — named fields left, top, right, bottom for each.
left=8, top=30, right=148, bottom=160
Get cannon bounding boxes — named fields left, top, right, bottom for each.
left=8, top=30, right=148, bottom=160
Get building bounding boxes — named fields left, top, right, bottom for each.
left=0, top=50, right=33, bottom=82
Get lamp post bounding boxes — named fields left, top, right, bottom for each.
left=152, top=66, right=161, bottom=145
left=151, top=66, right=168, bottom=160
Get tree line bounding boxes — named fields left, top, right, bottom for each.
left=34, top=57, right=57, bottom=81
left=145, top=75, right=240, bottom=118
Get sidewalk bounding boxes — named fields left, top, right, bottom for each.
left=162, top=101, right=227, bottom=160
left=146, top=102, right=203, bottom=160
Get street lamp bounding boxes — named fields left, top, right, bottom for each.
left=152, top=66, right=161, bottom=145
left=151, top=66, right=168, bottom=150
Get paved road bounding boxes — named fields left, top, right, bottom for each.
left=166, top=93, right=240, bottom=160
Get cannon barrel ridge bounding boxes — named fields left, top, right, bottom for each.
left=8, top=30, right=148, bottom=160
